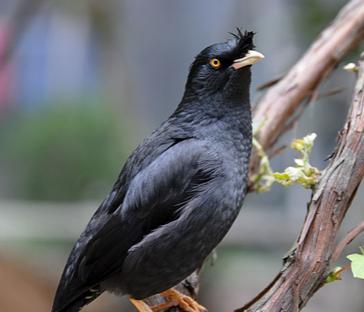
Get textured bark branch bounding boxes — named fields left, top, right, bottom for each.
left=250, top=0, right=364, bottom=181
left=237, top=52, right=364, bottom=312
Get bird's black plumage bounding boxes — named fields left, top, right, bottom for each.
left=52, top=30, right=259, bottom=312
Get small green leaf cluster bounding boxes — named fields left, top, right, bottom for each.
left=273, top=133, right=320, bottom=189
left=252, top=129, right=321, bottom=192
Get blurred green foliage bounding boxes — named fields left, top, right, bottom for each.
left=1, top=100, right=132, bottom=201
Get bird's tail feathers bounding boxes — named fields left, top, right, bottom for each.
left=51, top=287, right=102, bottom=312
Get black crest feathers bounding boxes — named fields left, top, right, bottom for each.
left=229, top=28, right=255, bottom=55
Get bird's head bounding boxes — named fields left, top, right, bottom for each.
left=184, top=30, right=264, bottom=101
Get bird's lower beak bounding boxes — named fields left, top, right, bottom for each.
left=231, top=50, right=264, bottom=70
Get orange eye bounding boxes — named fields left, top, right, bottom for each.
left=209, top=58, right=221, bottom=69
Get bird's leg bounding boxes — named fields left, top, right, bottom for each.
left=129, top=297, right=154, bottom=312
left=154, top=288, right=206, bottom=312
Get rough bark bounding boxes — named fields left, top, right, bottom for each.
left=250, top=0, right=364, bottom=183
left=237, top=52, right=364, bottom=312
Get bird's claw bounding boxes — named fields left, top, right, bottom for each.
left=158, top=288, right=207, bottom=312
left=179, top=295, right=207, bottom=312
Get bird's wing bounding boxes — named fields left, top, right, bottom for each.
left=52, top=138, right=220, bottom=311
left=80, top=139, right=220, bottom=281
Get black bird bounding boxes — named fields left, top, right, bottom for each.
left=52, top=30, right=264, bottom=312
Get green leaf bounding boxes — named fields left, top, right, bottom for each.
left=347, top=254, right=364, bottom=279
left=272, top=172, right=290, bottom=181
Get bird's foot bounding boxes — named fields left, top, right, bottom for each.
left=150, top=300, right=177, bottom=311
left=154, top=288, right=206, bottom=312
left=129, top=297, right=154, bottom=312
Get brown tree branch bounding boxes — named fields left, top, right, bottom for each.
left=237, top=52, right=364, bottom=312
left=332, top=221, right=364, bottom=262
left=250, top=0, right=364, bottom=182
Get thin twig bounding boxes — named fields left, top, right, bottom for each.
left=335, top=262, right=352, bottom=277
left=317, top=87, right=345, bottom=99
left=234, top=272, right=282, bottom=312
left=256, top=75, right=284, bottom=91
left=332, top=221, right=364, bottom=262
left=267, top=144, right=287, bottom=158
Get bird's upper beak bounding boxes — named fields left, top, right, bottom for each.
left=231, top=50, right=264, bottom=70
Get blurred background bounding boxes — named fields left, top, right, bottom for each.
left=0, top=0, right=364, bottom=311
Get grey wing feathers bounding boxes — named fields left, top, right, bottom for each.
left=52, top=138, right=221, bottom=311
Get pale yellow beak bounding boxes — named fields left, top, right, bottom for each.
left=231, top=50, right=264, bottom=70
